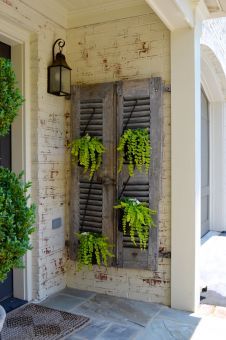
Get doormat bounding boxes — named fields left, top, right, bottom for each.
left=0, top=303, right=90, bottom=340
left=0, top=297, right=27, bottom=313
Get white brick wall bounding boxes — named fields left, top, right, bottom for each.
left=30, top=24, right=68, bottom=300
left=66, top=12, right=171, bottom=306
left=67, top=13, right=170, bottom=84
left=0, top=0, right=171, bottom=304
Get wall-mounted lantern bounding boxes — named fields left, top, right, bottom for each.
left=47, top=38, right=71, bottom=98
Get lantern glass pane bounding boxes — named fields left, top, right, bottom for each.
left=49, top=66, right=61, bottom=93
left=61, top=67, right=71, bottom=94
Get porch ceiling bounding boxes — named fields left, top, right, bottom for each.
left=56, top=0, right=152, bottom=28
left=205, top=0, right=226, bottom=13
left=21, top=0, right=152, bottom=29
left=20, top=0, right=226, bottom=30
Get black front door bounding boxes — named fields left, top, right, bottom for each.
left=0, top=41, right=13, bottom=302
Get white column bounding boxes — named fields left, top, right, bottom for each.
left=171, top=23, right=202, bottom=311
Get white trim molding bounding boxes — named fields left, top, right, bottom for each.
left=145, top=0, right=211, bottom=30
left=145, top=0, right=193, bottom=30
left=209, top=102, right=225, bottom=231
left=0, top=16, right=33, bottom=302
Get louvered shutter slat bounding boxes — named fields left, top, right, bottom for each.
left=70, top=83, right=115, bottom=260
left=117, top=78, right=163, bottom=271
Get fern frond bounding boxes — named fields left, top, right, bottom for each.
left=114, top=198, right=156, bottom=250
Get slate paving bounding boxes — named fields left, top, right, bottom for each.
left=40, top=288, right=226, bottom=339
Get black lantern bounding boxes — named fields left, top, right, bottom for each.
left=48, top=38, right=71, bottom=97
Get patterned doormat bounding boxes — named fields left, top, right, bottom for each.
left=0, top=303, right=90, bottom=340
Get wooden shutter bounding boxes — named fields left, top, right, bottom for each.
left=116, top=78, right=163, bottom=271
left=70, top=83, right=116, bottom=260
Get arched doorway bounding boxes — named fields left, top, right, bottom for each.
left=200, top=44, right=226, bottom=306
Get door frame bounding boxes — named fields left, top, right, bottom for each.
left=201, top=44, right=225, bottom=231
left=201, top=89, right=210, bottom=237
left=0, top=19, right=32, bottom=301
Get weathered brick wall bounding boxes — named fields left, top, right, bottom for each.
left=30, top=24, right=68, bottom=300
left=66, top=12, right=171, bottom=305
left=0, top=0, right=70, bottom=301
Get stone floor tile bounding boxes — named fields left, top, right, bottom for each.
left=72, top=319, right=111, bottom=339
left=71, top=302, right=125, bottom=324
left=73, top=293, right=162, bottom=326
left=61, top=287, right=96, bottom=300
left=40, top=293, right=85, bottom=311
left=66, top=335, right=85, bottom=340
left=137, top=318, right=196, bottom=340
left=96, top=323, right=140, bottom=340
left=157, top=307, right=201, bottom=326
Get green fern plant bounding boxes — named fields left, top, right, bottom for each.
left=76, top=232, right=114, bottom=270
left=0, top=57, right=24, bottom=136
left=114, top=198, right=156, bottom=250
left=117, top=128, right=151, bottom=176
left=70, top=134, right=105, bottom=179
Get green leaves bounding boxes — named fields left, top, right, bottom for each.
left=0, top=58, right=24, bottom=136
left=70, top=134, right=105, bottom=179
left=76, top=232, right=114, bottom=270
left=117, top=128, right=151, bottom=176
left=114, top=198, right=156, bottom=250
left=0, top=168, right=36, bottom=282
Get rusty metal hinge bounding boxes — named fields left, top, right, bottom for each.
left=164, top=84, right=171, bottom=93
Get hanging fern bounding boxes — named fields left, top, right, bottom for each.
left=76, top=232, right=114, bottom=270
left=0, top=57, right=24, bottom=136
left=117, top=128, right=151, bottom=177
left=70, top=134, right=105, bottom=179
left=114, top=198, right=156, bottom=250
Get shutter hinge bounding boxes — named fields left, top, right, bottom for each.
left=116, top=82, right=123, bottom=96
left=164, top=84, right=171, bottom=93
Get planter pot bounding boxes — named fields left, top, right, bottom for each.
left=123, top=144, right=135, bottom=164
left=0, top=305, right=6, bottom=332
left=118, top=209, right=124, bottom=232
left=92, top=252, right=97, bottom=265
left=77, top=240, right=97, bottom=265
left=118, top=209, right=130, bottom=233
left=77, top=151, right=99, bottom=168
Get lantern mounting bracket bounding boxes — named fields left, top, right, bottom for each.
left=52, top=39, right=65, bottom=63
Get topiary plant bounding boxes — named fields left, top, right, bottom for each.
left=0, top=168, right=36, bottom=282
left=114, top=198, right=156, bottom=250
left=117, top=128, right=151, bottom=177
left=0, top=57, right=24, bottom=136
left=76, top=231, right=114, bottom=270
left=70, top=134, right=105, bottom=179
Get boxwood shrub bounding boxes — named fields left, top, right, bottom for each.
left=0, top=168, right=35, bottom=282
